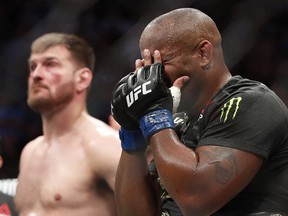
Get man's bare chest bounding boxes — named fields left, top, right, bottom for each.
left=18, top=142, right=95, bottom=207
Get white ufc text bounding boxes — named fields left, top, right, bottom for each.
left=126, top=81, right=152, bottom=107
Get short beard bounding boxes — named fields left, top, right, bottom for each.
left=27, top=82, right=75, bottom=114
left=27, top=96, right=54, bottom=113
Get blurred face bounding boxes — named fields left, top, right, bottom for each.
left=27, top=45, right=78, bottom=114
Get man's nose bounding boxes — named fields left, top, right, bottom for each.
left=31, top=65, right=43, bottom=79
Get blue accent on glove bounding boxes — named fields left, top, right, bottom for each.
left=119, top=128, right=147, bottom=152
left=140, top=109, right=175, bottom=140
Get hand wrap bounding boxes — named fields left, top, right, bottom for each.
left=140, top=109, right=175, bottom=140
left=119, top=128, right=146, bottom=152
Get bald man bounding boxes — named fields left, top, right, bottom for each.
left=112, top=8, right=288, bottom=216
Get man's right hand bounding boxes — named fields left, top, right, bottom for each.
left=111, top=74, right=139, bottom=130
left=111, top=73, right=147, bottom=152
left=112, top=63, right=172, bottom=123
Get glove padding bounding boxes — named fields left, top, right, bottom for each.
left=111, top=63, right=176, bottom=147
left=124, top=63, right=174, bottom=140
left=111, top=74, right=145, bottom=152
left=112, top=63, right=173, bottom=123
left=111, top=74, right=139, bottom=130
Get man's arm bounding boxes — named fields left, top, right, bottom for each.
left=115, top=151, right=160, bottom=216
left=149, top=128, right=263, bottom=215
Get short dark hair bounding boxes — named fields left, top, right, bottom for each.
left=31, top=32, right=96, bottom=72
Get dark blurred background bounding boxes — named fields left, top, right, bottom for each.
left=0, top=0, right=287, bottom=178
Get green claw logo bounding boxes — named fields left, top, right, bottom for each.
left=220, top=97, right=242, bottom=123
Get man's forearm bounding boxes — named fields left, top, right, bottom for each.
left=115, top=151, right=160, bottom=216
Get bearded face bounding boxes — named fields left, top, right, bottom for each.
left=27, top=78, right=75, bottom=113
left=27, top=45, right=78, bottom=114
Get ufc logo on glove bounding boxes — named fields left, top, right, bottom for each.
left=126, top=81, right=152, bottom=107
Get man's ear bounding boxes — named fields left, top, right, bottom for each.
left=197, top=40, right=213, bottom=70
left=75, top=68, right=93, bottom=92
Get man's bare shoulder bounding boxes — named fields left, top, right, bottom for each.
left=78, top=114, right=121, bottom=156
left=19, top=136, right=44, bottom=166
left=22, top=136, right=43, bottom=151
left=81, top=114, right=119, bottom=147
left=84, top=115, right=120, bottom=140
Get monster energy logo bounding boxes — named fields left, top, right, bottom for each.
left=220, top=97, right=242, bottom=123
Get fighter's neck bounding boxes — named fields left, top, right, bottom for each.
left=41, top=103, right=87, bottom=140
left=193, top=70, right=232, bottom=115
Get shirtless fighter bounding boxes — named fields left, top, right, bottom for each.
left=14, top=32, right=121, bottom=216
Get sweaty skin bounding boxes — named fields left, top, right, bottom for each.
left=115, top=8, right=263, bottom=216
left=15, top=44, right=121, bottom=216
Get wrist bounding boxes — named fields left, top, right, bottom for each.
left=119, top=127, right=147, bottom=152
left=140, top=109, right=175, bottom=140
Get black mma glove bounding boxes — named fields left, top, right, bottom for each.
left=113, top=63, right=175, bottom=140
left=111, top=74, right=146, bottom=152
left=173, top=112, right=190, bottom=138
left=111, top=74, right=138, bottom=130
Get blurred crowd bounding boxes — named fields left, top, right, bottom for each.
left=0, top=0, right=287, bottom=178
